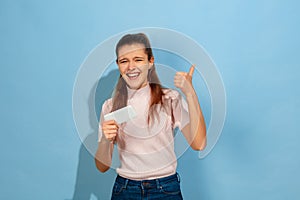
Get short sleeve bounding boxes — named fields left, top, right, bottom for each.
left=97, top=99, right=113, bottom=142
left=164, top=89, right=190, bottom=130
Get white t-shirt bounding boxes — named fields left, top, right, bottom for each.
left=98, top=83, right=189, bottom=180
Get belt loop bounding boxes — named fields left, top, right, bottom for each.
left=140, top=181, right=144, bottom=190
left=124, top=179, right=129, bottom=189
left=156, top=179, right=160, bottom=189
left=176, top=173, right=180, bottom=182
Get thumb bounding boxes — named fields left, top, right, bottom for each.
left=188, top=65, right=195, bottom=77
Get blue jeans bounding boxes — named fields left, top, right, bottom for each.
left=111, top=173, right=183, bottom=200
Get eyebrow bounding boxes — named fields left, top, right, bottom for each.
left=133, top=56, right=145, bottom=59
left=118, top=56, right=145, bottom=61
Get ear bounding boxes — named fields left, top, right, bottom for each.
left=149, top=57, right=154, bottom=69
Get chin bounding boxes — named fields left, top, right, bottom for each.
left=124, top=80, right=140, bottom=90
left=127, top=84, right=141, bottom=90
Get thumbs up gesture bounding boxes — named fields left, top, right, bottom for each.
left=174, top=65, right=195, bottom=95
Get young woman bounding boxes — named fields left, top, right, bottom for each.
left=95, top=33, right=206, bottom=199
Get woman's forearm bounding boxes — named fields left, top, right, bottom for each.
left=185, top=90, right=206, bottom=150
left=95, top=138, right=114, bottom=172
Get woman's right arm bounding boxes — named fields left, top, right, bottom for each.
left=95, top=120, right=118, bottom=172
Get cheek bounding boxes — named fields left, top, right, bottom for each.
left=118, top=66, right=127, bottom=75
left=139, top=64, right=149, bottom=73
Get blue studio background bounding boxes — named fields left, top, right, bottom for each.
left=1, top=0, right=299, bottom=200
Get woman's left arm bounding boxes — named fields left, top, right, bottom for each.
left=174, top=65, right=206, bottom=151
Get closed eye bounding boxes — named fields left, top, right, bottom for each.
left=135, top=58, right=144, bottom=62
left=119, top=60, right=128, bottom=64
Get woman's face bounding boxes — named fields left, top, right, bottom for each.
left=117, top=43, right=154, bottom=90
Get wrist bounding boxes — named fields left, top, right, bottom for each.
left=184, top=88, right=196, bottom=98
left=99, top=136, right=111, bottom=144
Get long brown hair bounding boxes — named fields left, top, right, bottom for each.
left=111, top=33, right=164, bottom=124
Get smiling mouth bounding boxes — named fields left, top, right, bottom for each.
left=126, top=72, right=140, bottom=80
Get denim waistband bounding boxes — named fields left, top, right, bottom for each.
left=115, top=173, right=180, bottom=189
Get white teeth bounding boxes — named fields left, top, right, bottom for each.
left=127, top=73, right=139, bottom=77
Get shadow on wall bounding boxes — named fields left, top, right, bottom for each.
left=67, top=69, right=120, bottom=200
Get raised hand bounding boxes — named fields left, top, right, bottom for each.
left=174, top=65, right=195, bottom=95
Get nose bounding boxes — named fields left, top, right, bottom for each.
left=128, top=61, right=136, bottom=70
